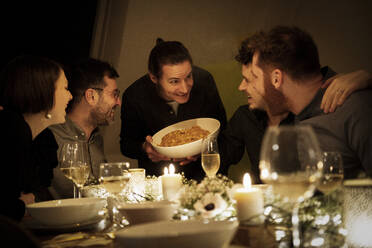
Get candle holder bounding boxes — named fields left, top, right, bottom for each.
left=160, top=164, right=182, bottom=201
left=145, top=176, right=162, bottom=201
left=128, top=168, right=146, bottom=196
left=344, top=178, right=372, bottom=247
left=234, top=173, right=264, bottom=224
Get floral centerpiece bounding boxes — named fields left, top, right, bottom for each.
left=174, top=174, right=238, bottom=220
left=263, top=188, right=346, bottom=247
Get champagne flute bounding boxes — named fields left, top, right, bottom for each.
left=259, top=125, right=323, bottom=247
left=201, top=136, right=220, bottom=177
left=317, top=151, right=344, bottom=195
left=59, top=142, right=77, bottom=198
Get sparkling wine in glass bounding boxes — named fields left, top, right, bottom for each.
left=259, top=125, right=323, bottom=247
left=317, top=151, right=344, bottom=195
left=201, top=136, right=220, bottom=177
left=59, top=141, right=90, bottom=198
left=99, top=162, right=131, bottom=195
left=59, top=143, right=74, bottom=180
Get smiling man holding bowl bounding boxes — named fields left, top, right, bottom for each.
left=120, top=38, right=227, bottom=181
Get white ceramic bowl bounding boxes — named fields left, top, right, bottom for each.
left=116, top=219, right=239, bottom=248
left=117, top=200, right=176, bottom=225
left=151, top=118, right=220, bottom=158
left=26, top=198, right=106, bottom=226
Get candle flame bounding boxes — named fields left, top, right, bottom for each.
left=243, top=173, right=251, bottom=189
left=164, top=167, right=169, bottom=175
left=169, top=163, right=175, bottom=174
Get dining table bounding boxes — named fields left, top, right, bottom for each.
left=22, top=213, right=274, bottom=248
left=21, top=198, right=269, bottom=247
left=20, top=177, right=372, bottom=248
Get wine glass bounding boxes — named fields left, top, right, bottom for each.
left=59, top=141, right=90, bottom=198
left=259, top=125, right=323, bottom=247
left=201, top=136, right=220, bottom=177
left=99, top=162, right=131, bottom=195
left=99, top=162, right=130, bottom=229
left=317, top=151, right=344, bottom=198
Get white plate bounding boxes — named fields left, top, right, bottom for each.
left=115, top=219, right=238, bottom=248
left=26, top=198, right=106, bottom=226
left=23, top=215, right=106, bottom=232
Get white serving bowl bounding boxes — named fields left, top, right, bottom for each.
left=117, top=200, right=176, bottom=225
left=26, top=198, right=106, bottom=226
left=151, top=118, right=220, bottom=158
left=116, top=219, right=239, bottom=248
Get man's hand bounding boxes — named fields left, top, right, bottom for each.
left=143, top=136, right=170, bottom=162
left=19, top=192, right=35, bottom=205
left=321, top=70, right=371, bottom=113
left=173, top=154, right=199, bottom=166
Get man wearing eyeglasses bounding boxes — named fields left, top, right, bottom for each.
left=48, top=58, right=121, bottom=199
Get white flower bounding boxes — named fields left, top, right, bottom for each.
left=193, top=192, right=228, bottom=219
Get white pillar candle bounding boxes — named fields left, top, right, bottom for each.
left=161, top=164, right=182, bottom=201
left=234, top=173, right=264, bottom=222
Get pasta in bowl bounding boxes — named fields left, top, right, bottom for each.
left=151, top=118, right=220, bottom=158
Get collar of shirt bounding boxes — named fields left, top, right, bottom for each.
left=295, top=89, right=325, bottom=123
left=64, top=117, right=100, bottom=143
left=294, top=66, right=337, bottom=123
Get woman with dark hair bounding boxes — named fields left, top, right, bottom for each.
left=0, top=55, right=72, bottom=221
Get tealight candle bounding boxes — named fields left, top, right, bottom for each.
left=234, top=173, right=264, bottom=222
left=160, top=164, right=182, bottom=201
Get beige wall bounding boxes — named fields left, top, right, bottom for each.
left=91, top=0, right=372, bottom=180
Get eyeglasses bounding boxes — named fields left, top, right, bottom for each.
left=91, top=87, right=120, bottom=100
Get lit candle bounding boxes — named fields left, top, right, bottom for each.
left=234, top=173, right=264, bottom=222
left=160, top=164, right=182, bottom=201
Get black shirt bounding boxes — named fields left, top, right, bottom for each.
left=120, top=66, right=227, bottom=181
left=0, top=109, right=58, bottom=221
left=219, top=106, right=294, bottom=183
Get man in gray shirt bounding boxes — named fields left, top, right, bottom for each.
left=49, top=58, right=121, bottom=198
left=235, top=25, right=372, bottom=178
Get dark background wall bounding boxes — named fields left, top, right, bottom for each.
left=1, top=1, right=97, bottom=69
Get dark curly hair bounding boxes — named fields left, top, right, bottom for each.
left=65, top=58, right=119, bottom=111
left=236, top=26, right=321, bottom=81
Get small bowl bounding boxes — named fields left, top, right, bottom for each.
left=151, top=118, right=220, bottom=158
left=117, top=201, right=176, bottom=225
left=115, top=219, right=239, bottom=248
left=26, top=198, right=106, bottom=226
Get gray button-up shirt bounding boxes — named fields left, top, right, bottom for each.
left=49, top=117, right=107, bottom=198
left=295, top=88, right=372, bottom=179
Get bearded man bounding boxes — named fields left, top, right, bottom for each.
left=49, top=58, right=121, bottom=198
left=232, top=26, right=372, bottom=179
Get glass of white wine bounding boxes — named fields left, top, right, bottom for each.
left=99, top=162, right=130, bottom=229
left=99, top=162, right=131, bottom=196
left=317, top=151, right=344, bottom=195
left=259, top=125, right=323, bottom=247
left=59, top=141, right=90, bottom=198
left=201, top=136, right=220, bottom=178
